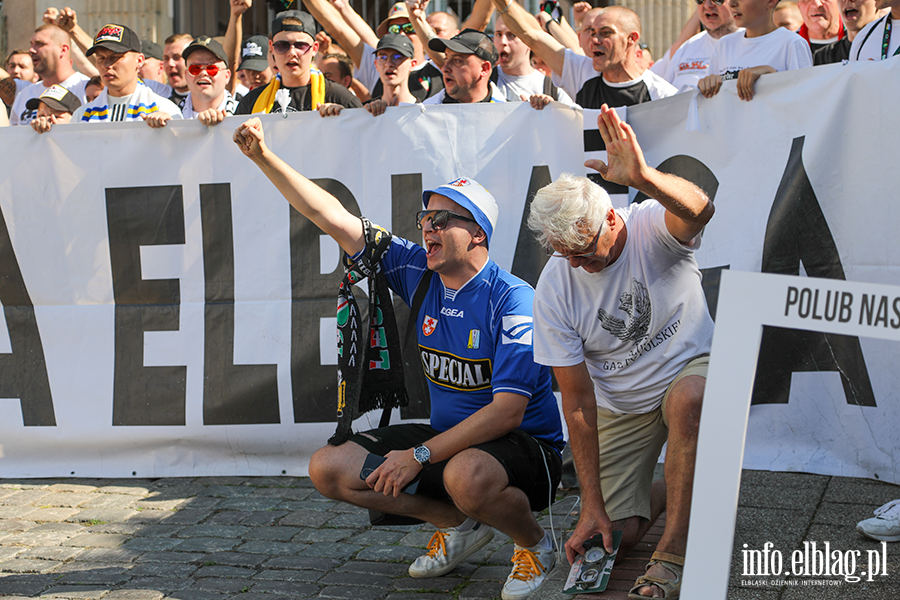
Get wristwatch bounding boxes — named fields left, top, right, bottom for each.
left=413, top=445, right=431, bottom=467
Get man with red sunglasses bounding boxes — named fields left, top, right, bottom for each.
left=235, top=10, right=361, bottom=115
left=180, top=36, right=238, bottom=126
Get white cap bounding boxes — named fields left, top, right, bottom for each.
left=423, top=177, right=499, bottom=246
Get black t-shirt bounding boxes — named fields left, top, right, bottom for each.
left=814, top=37, right=851, bottom=65
left=576, top=77, right=651, bottom=110
left=170, top=90, right=188, bottom=111
left=370, top=62, right=444, bottom=103
left=235, top=78, right=362, bottom=115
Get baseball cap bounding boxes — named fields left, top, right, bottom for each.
left=376, top=33, right=414, bottom=59
left=423, top=177, right=499, bottom=245
left=238, top=35, right=270, bottom=71
left=141, top=39, right=163, bottom=61
left=376, top=3, right=411, bottom=38
left=86, top=23, right=142, bottom=56
left=25, top=84, right=82, bottom=114
left=428, top=29, right=498, bottom=65
left=182, top=36, right=229, bottom=63
left=272, top=10, right=316, bottom=38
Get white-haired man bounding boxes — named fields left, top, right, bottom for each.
left=527, top=105, right=714, bottom=599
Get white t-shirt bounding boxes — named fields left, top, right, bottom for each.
left=495, top=68, right=574, bottom=105
left=422, top=81, right=506, bottom=104
left=71, top=87, right=183, bottom=123
left=10, top=72, right=90, bottom=125
left=850, top=15, right=900, bottom=61
left=706, top=27, right=812, bottom=80
left=664, top=30, right=742, bottom=91
left=552, top=49, right=677, bottom=108
left=533, top=201, right=714, bottom=414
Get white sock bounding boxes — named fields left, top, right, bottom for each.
left=455, top=517, right=478, bottom=532
left=529, top=530, right=553, bottom=551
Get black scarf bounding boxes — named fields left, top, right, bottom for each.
left=328, top=218, right=408, bottom=446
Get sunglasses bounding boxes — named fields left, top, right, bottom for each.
left=415, top=210, right=478, bottom=231
left=187, top=64, right=222, bottom=76
left=388, top=23, right=416, bottom=35
left=375, top=52, right=408, bottom=65
left=694, top=0, right=726, bottom=4
left=272, top=40, right=313, bottom=55
left=546, top=228, right=602, bottom=258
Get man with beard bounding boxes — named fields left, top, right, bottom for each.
left=422, top=29, right=506, bottom=104
left=662, top=0, right=740, bottom=90
left=6, top=24, right=90, bottom=125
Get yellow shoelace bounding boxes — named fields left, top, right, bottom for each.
left=509, top=547, right=546, bottom=581
left=424, top=530, right=449, bottom=558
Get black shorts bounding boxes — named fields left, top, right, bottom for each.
left=349, top=424, right=562, bottom=512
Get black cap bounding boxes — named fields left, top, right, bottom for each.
left=428, top=29, right=498, bottom=66
left=271, top=10, right=316, bottom=38
left=141, top=39, right=163, bottom=61
left=376, top=33, right=414, bottom=59
left=182, top=36, right=229, bottom=63
left=86, top=23, right=142, bottom=56
left=25, top=84, right=82, bottom=114
left=238, top=35, right=270, bottom=71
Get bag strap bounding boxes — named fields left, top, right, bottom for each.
left=378, top=269, right=435, bottom=428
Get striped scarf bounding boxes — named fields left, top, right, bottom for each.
left=181, top=90, right=238, bottom=119
left=80, top=80, right=161, bottom=122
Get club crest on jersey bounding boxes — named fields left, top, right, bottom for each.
left=422, top=315, right=437, bottom=336
left=95, top=25, right=124, bottom=43
left=467, top=330, right=480, bottom=349
left=448, top=177, right=470, bottom=187
left=501, top=315, right=533, bottom=345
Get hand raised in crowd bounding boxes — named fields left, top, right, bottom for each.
left=525, top=93, right=553, bottom=110
left=317, top=103, right=344, bottom=117
left=142, top=111, right=173, bottom=128
left=736, top=66, right=775, bottom=101
left=329, top=0, right=349, bottom=11
left=196, top=108, right=227, bottom=126
left=43, top=6, right=78, bottom=32
left=697, top=74, right=722, bottom=98
left=230, top=0, right=252, bottom=16
left=585, top=104, right=649, bottom=190
left=406, top=0, right=430, bottom=19
left=315, top=32, right=332, bottom=55
left=233, top=117, right=266, bottom=159
left=573, top=1, right=592, bottom=29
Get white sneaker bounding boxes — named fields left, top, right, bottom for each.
left=501, top=535, right=556, bottom=600
left=408, top=522, right=494, bottom=578
left=857, top=499, right=900, bottom=542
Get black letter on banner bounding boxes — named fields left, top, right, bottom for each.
left=200, top=184, right=279, bottom=425
left=291, top=179, right=361, bottom=422
left=390, top=173, right=431, bottom=419
left=754, top=136, right=874, bottom=407
left=0, top=204, right=55, bottom=426
left=634, top=155, right=728, bottom=320
left=107, top=186, right=187, bottom=425
left=511, top=166, right=552, bottom=288
left=583, top=129, right=628, bottom=197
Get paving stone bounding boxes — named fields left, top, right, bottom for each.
left=175, top=497, right=222, bottom=511
left=0, top=519, right=38, bottom=532
left=214, top=498, right=281, bottom=512
left=203, top=513, right=248, bottom=526
left=0, top=491, right=50, bottom=506
left=81, top=495, right=138, bottom=509
left=133, top=525, right=185, bottom=538
left=70, top=548, right=141, bottom=563
left=238, top=511, right=289, bottom=527
left=0, top=507, right=38, bottom=520
left=170, top=538, right=239, bottom=553
left=39, top=585, right=109, bottom=599
left=337, top=561, right=410, bottom=577
left=276, top=500, right=338, bottom=513
left=194, top=565, right=257, bottom=579
left=129, top=563, right=198, bottom=578
left=160, top=590, right=227, bottom=600
left=104, top=590, right=166, bottom=600
left=346, top=530, right=405, bottom=545
left=26, top=508, right=82, bottom=523
left=40, top=494, right=97, bottom=508
left=134, top=552, right=206, bottom=564
left=399, top=531, right=435, bottom=547
left=243, top=581, right=318, bottom=596
left=63, top=533, right=130, bottom=548
left=385, top=594, right=449, bottom=600
left=200, top=552, right=266, bottom=568
left=19, top=546, right=83, bottom=561
left=260, top=556, right=342, bottom=571
left=318, top=572, right=394, bottom=587
left=120, top=538, right=181, bottom=552
left=57, top=570, right=131, bottom=585
left=354, top=545, right=424, bottom=562
left=250, top=487, right=312, bottom=500
left=0, top=572, right=59, bottom=595
left=53, top=561, right=131, bottom=573
left=233, top=540, right=308, bottom=556
left=0, top=548, right=23, bottom=561
left=470, top=565, right=513, bottom=581
left=121, top=576, right=193, bottom=592
left=97, top=486, right=151, bottom=496
left=189, top=577, right=253, bottom=593
left=291, top=529, right=353, bottom=544
left=156, top=510, right=216, bottom=525
left=392, top=577, right=462, bottom=592
left=277, top=511, right=333, bottom=528
left=68, top=509, right=139, bottom=523
left=0, top=558, right=62, bottom=573
left=29, top=523, right=85, bottom=533
left=325, top=513, right=371, bottom=528
left=1, top=530, right=74, bottom=546
left=47, top=485, right=99, bottom=494
left=251, top=568, right=323, bottom=583
left=242, top=527, right=303, bottom=542
left=197, top=487, right=254, bottom=499
left=132, top=499, right=189, bottom=512
left=316, top=585, right=389, bottom=599
left=176, top=526, right=249, bottom=539
left=457, top=581, right=502, bottom=599
left=298, top=542, right=362, bottom=560
left=198, top=478, right=249, bottom=487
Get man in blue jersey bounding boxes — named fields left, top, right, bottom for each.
left=234, top=117, right=563, bottom=600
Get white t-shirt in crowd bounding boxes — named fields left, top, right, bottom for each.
left=71, top=87, right=183, bottom=123
left=850, top=15, right=900, bottom=61
left=706, top=27, right=812, bottom=81
left=495, top=68, right=574, bottom=105
left=664, top=30, right=743, bottom=91
left=10, top=72, right=90, bottom=125
left=552, top=49, right=677, bottom=108
left=532, top=201, right=714, bottom=415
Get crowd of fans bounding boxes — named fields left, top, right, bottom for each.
left=1, top=0, right=897, bottom=130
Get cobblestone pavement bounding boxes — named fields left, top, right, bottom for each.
left=1, top=472, right=899, bottom=600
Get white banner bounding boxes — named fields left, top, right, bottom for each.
left=1, top=57, right=897, bottom=481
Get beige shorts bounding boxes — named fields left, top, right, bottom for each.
left=593, top=354, right=709, bottom=523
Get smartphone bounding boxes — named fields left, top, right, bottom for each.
left=359, top=453, right=420, bottom=495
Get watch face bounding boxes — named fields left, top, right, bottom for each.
left=414, top=446, right=430, bottom=464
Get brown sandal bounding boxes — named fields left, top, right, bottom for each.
left=627, top=551, right=684, bottom=599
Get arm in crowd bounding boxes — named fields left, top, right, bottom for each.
left=408, top=0, right=444, bottom=66
left=224, top=0, right=252, bottom=94
left=536, top=10, right=581, bottom=53
left=667, top=11, right=701, bottom=59
left=491, top=0, right=566, bottom=76
left=43, top=6, right=100, bottom=77
left=589, top=105, right=713, bottom=243
left=461, top=0, right=496, bottom=32
left=0, top=68, right=15, bottom=106
left=698, top=66, right=776, bottom=101
left=233, top=117, right=365, bottom=255
left=302, top=0, right=369, bottom=69
left=572, top=1, right=591, bottom=30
